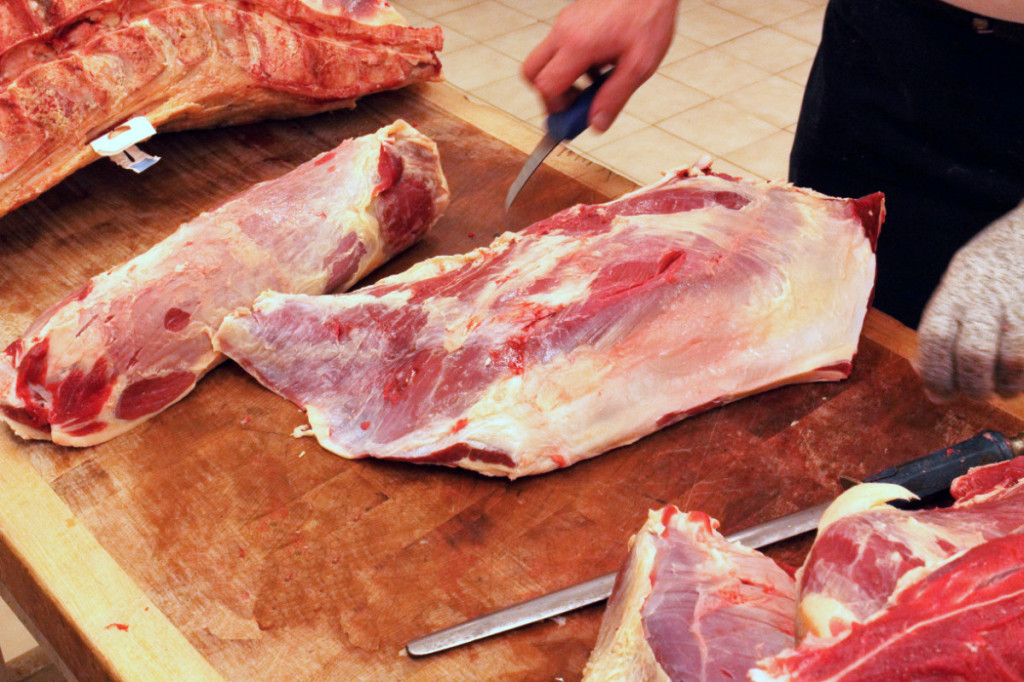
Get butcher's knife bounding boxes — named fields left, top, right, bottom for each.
left=504, top=70, right=612, bottom=211
left=406, top=430, right=1024, bottom=657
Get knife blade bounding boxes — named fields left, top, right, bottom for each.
left=504, top=70, right=612, bottom=211
left=406, top=430, right=1024, bottom=657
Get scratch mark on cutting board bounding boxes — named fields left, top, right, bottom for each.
left=682, top=409, right=723, bottom=512
left=240, top=427, right=299, bottom=439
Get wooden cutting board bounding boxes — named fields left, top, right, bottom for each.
left=1, top=82, right=1022, bottom=681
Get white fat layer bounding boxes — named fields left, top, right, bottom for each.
left=817, top=484, right=918, bottom=533
left=582, top=509, right=672, bottom=682
left=796, top=592, right=860, bottom=641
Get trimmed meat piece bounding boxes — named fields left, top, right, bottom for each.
left=793, top=457, right=1024, bottom=642
left=215, top=164, right=883, bottom=477
left=753, top=533, right=1024, bottom=682
left=582, top=507, right=796, bottom=682
left=588, top=458, right=1024, bottom=681
left=0, top=0, right=442, bottom=217
left=753, top=456, right=1024, bottom=681
left=0, top=120, right=449, bottom=446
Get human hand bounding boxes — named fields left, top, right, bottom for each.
left=917, top=202, right=1024, bottom=400
left=522, top=0, right=679, bottom=132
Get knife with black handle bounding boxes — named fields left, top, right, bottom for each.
left=406, top=430, right=1024, bottom=657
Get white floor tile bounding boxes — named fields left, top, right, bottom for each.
left=779, top=59, right=815, bottom=86
left=709, top=0, right=813, bottom=25
left=720, top=75, right=804, bottom=128
left=658, top=99, right=779, bottom=155
left=0, top=598, right=36, bottom=662
left=437, top=25, right=477, bottom=53
left=569, top=112, right=649, bottom=153
left=437, top=1, right=536, bottom=43
left=717, top=27, right=818, bottom=73
left=725, top=129, right=796, bottom=181
left=662, top=35, right=707, bottom=66
left=624, top=74, right=710, bottom=124
left=441, top=44, right=521, bottom=91
left=661, top=49, right=771, bottom=98
left=774, top=6, right=827, bottom=43
left=676, top=4, right=760, bottom=46
left=709, top=156, right=766, bottom=181
left=397, top=0, right=478, bottom=20
left=496, top=0, right=570, bottom=21
left=472, top=75, right=546, bottom=122
left=589, top=127, right=707, bottom=185
left=487, top=22, right=553, bottom=62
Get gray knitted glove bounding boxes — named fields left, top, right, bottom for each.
left=917, top=202, right=1024, bottom=400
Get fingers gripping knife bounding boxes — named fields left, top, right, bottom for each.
left=406, top=430, right=1024, bottom=657
left=504, top=70, right=612, bottom=211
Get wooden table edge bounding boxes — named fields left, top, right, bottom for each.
left=863, top=308, right=1024, bottom=422
left=1, top=81, right=1022, bottom=681
left=0, top=438, right=223, bottom=680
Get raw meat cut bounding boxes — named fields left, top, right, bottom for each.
left=582, top=506, right=796, bottom=682
left=0, top=0, right=417, bottom=52
left=752, top=456, right=1024, bottom=681
left=0, top=120, right=449, bottom=446
left=792, top=456, right=1024, bottom=642
left=214, top=164, right=884, bottom=478
left=753, top=534, right=1024, bottom=682
left=0, top=0, right=443, bottom=217
left=586, top=458, right=1024, bottom=681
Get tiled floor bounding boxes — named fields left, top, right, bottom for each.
left=394, top=0, right=827, bottom=185
left=1, top=595, right=37, bottom=670
left=0, top=1, right=827, bottom=673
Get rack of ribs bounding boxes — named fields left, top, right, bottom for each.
left=0, top=0, right=443, bottom=217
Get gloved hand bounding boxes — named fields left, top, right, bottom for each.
left=917, top=201, right=1024, bottom=400
left=522, top=0, right=679, bottom=132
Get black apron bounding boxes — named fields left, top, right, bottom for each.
left=789, top=0, right=1024, bottom=328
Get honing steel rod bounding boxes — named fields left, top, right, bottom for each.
left=406, top=430, right=1024, bottom=657
left=406, top=500, right=830, bottom=658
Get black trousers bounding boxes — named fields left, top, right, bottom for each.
left=790, top=0, right=1024, bottom=328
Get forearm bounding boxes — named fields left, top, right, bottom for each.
left=940, top=0, right=1024, bottom=23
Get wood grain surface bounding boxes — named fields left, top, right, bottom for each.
left=1, top=82, right=1022, bottom=681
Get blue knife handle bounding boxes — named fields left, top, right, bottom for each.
left=864, top=430, right=1020, bottom=498
left=546, top=69, right=612, bottom=141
